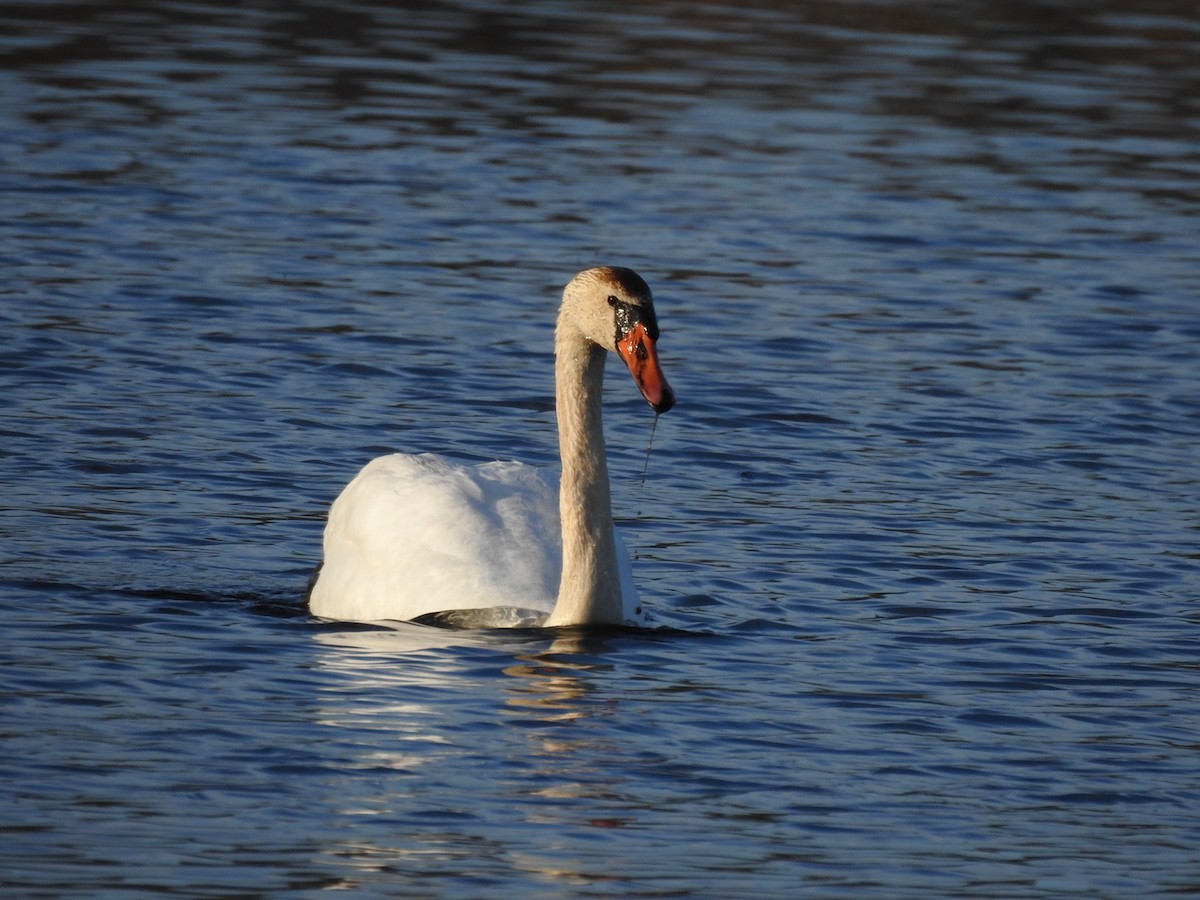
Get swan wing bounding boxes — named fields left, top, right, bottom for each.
left=310, top=453, right=561, bottom=623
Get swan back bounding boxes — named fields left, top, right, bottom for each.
left=309, top=454, right=562, bottom=622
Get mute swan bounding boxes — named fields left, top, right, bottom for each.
left=308, top=266, right=675, bottom=627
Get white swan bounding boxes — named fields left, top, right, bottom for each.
left=308, top=266, right=675, bottom=627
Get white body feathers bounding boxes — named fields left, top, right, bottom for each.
left=308, top=453, right=641, bottom=624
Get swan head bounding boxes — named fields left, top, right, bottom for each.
left=561, top=266, right=676, bottom=414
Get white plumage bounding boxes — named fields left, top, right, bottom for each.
left=308, top=267, right=674, bottom=627
left=309, top=453, right=641, bottom=624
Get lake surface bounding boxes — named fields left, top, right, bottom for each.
left=3, top=1, right=1199, bottom=896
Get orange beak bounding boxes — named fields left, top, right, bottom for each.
left=616, top=322, right=675, bottom=414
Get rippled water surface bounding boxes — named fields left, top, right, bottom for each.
left=3, top=1, right=1199, bottom=896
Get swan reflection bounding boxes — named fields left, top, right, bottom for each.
left=310, top=623, right=642, bottom=886
left=502, top=632, right=613, bottom=718
left=313, top=622, right=633, bottom=784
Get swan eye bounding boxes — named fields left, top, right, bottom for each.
left=608, top=295, right=660, bottom=343
left=609, top=295, right=633, bottom=338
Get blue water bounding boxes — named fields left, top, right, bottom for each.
left=3, top=1, right=1199, bottom=896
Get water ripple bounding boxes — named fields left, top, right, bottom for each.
left=3, top=0, right=1200, bottom=896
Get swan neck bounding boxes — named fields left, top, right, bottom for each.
left=547, top=325, right=623, bottom=626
